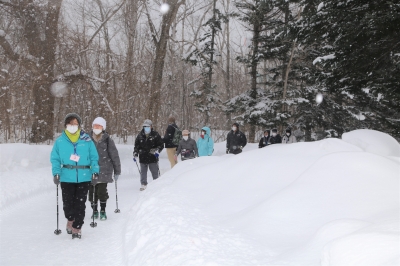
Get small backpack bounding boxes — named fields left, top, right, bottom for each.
left=172, top=126, right=182, bottom=146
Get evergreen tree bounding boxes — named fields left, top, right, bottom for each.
left=185, top=0, right=226, bottom=125
left=297, top=0, right=400, bottom=138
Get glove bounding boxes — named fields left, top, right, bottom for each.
left=91, top=173, right=99, bottom=185
left=149, top=148, right=157, bottom=154
left=239, top=146, right=243, bottom=150
left=226, top=148, right=229, bottom=154
left=53, top=174, right=60, bottom=185
left=133, top=152, right=138, bottom=162
left=154, top=152, right=159, bottom=158
left=114, top=174, right=120, bottom=181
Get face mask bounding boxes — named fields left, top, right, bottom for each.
left=144, top=127, right=151, bottom=134
left=183, top=136, right=188, bottom=140
left=93, top=129, right=102, bottom=135
left=201, top=132, right=205, bottom=136
left=232, top=127, right=237, bottom=131
left=286, top=132, right=290, bottom=136
left=265, top=134, right=269, bottom=137
left=66, top=125, right=78, bottom=134
left=272, top=133, right=277, bottom=137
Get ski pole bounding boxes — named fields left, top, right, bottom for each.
left=90, top=184, right=97, bottom=228
left=114, top=181, right=120, bottom=213
left=157, top=161, right=160, bottom=178
left=54, top=184, right=62, bottom=235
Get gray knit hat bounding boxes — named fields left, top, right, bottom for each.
left=142, top=119, right=152, bottom=127
left=64, top=113, right=82, bottom=126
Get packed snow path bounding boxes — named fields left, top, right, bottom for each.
left=1, top=178, right=135, bottom=265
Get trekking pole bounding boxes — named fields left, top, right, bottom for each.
left=90, top=185, right=97, bottom=228
left=54, top=184, right=62, bottom=235
left=133, top=158, right=141, bottom=175
left=114, top=181, right=120, bottom=213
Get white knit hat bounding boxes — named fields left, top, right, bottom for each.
left=92, top=117, right=106, bottom=130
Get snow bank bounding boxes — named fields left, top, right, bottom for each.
left=342, top=129, right=400, bottom=157
left=124, top=132, right=399, bottom=265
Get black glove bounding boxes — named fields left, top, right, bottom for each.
left=53, top=174, right=60, bottom=185
left=92, top=173, right=99, bottom=185
left=133, top=151, right=138, bottom=157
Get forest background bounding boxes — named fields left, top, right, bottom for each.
left=0, top=0, right=399, bottom=144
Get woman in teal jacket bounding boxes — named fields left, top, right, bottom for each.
left=50, top=113, right=99, bottom=239
left=196, top=127, right=214, bottom=156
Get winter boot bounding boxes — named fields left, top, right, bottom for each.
left=91, top=210, right=99, bottom=219
left=100, top=211, right=107, bottom=220
left=71, top=228, right=81, bottom=239
left=140, top=185, right=147, bottom=191
left=66, top=220, right=73, bottom=234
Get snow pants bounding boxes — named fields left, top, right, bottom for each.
left=60, top=182, right=90, bottom=229
left=140, top=163, right=159, bottom=185
left=88, top=183, right=109, bottom=211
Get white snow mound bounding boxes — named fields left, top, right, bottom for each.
left=342, top=129, right=400, bottom=157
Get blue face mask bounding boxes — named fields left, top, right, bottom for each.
left=144, top=127, right=151, bottom=134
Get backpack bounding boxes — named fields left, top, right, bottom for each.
left=172, top=126, right=182, bottom=146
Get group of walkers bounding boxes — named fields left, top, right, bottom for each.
left=258, top=128, right=297, bottom=148
left=50, top=113, right=295, bottom=239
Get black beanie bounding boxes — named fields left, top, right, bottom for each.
left=286, top=128, right=292, bottom=134
left=233, top=123, right=240, bottom=128
left=272, top=128, right=278, bottom=133
left=64, top=113, right=82, bottom=126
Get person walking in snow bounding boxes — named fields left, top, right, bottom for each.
left=88, top=117, right=121, bottom=221
left=175, top=129, right=198, bottom=161
left=197, top=127, right=214, bottom=157
left=226, top=123, right=247, bottom=155
left=259, top=130, right=271, bottom=148
left=282, top=128, right=297, bottom=144
left=50, top=113, right=99, bottom=239
left=133, top=119, right=164, bottom=191
left=269, top=128, right=282, bottom=144
left=163, top=116, right=179, bottom=168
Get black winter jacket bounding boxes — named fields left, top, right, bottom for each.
left=90, top=132, right=121, bottom=183
left=258, top=136, right=270, bottom=148
left=134, top=129, right=164, bottom=164
left=163, top=123, right=178, bottom=148
left=227, top=130, right=247, bottom=154
left=269, top=134, right=282, bottom=144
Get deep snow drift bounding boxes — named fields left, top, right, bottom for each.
left=1, top=129, right=399, bottom=265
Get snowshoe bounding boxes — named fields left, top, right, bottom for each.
left=140, top=185, right=147, bottom=191
left=71, top=228, right=81, bottom=239
left=72, top=233, right=81, bottom=239
left=91, top=210, right=99, bottom=219
left=100, top=211, right=107, bottom=221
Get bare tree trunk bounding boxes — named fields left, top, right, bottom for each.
left=147, top=0, right=184, bottom=127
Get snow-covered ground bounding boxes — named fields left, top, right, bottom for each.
left=0, top=129, right=399, bottom=265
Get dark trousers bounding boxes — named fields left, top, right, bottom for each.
left=140, top=163, right=159, bottom=185
left=88, top=183, right=109, bottom=211
left=61, top=182, right=90, bottom=229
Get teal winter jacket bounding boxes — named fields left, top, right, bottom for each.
left=196, top=127, right=214, bottom=156
left=50, top=130, right=99, bottom=183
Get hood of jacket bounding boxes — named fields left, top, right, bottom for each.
left=201, top=126, right=211, bottom=138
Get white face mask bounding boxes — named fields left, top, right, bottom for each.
left=201, top=132, right=205, bottom=136
left=93, top=129, right=102, bottom=135
left=232, top=127, right=237, bottom=131
left=272, top=133, right=277, bottom=137
left=286, top=132, right=290, bottom=136
left=183, top=136, right=189, bottom=140
left=66, top=125, right=78, bottom=134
